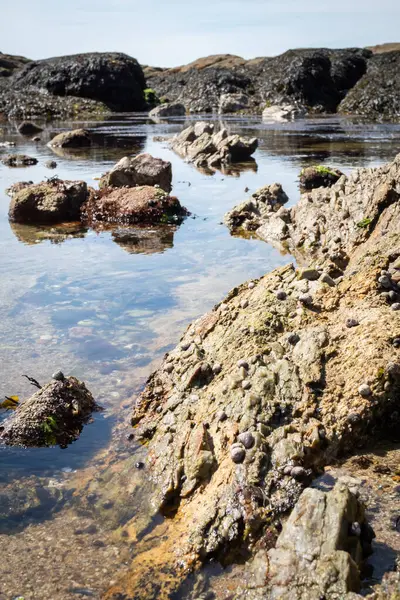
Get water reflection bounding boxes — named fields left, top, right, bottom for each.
left=111, top=225, right=176, bottom=255
left=9, top=221, right=88, bottom=245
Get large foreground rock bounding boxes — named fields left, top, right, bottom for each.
left=170, top=122, right=258, bottom=170
left=99, top=154, right=172, bottom=192
left=8, top=179, right=90, bottom=224
left=81, top=186, right=188, bottom=226
left=0, top=376, right=97, bottom=447
left=108, top=153, right=400, bottom=598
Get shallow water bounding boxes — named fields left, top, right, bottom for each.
left=0, top=114, right=400, bottom=599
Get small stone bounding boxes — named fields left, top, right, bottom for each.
left=320, top=272, right=336, bottom=287
left=378, top=275, right=392, bottom=289
left=391, top=303, right=400, bottom=311
left=393, top=338, right=400, bottom=347
left=287, top=332, right=300, bottom=345
left=238, top=431, right=255, bottom=449
left=52, top=370, right=65, bottom=381
left=181, top=342, right=191, bottom=351
left=212, top=363, right=222, bottom=374
left=126, top=433, right=134, bottom=441
left=389, top=291, right=398, bottom=301
left=45, top=160, right=57, bottom=169
left=230, top=445, right=245, bottom=463
left=346, top=318, right=359, bottom=328
left=237, top=359, right=249, bottom=370
left=217, top=411, right=227, bottom=422
left=135, top=461, right=145, bottom=469
left=164, top=364, right=174, bottom=373
left=384, top=381, right=391, bottom=392
left=298, top=268, right=320, bottom=281
left=102, top=501, right=114, bottom=509
left=350, top=522, right=362, bottom=537
left=283, top=466, right=293, bottom=475
left=276, top=289, right=287, bottom=301
left=240, top=299, right=249, bottom=309
left=291, top=466, right=306, bottom=480
left=248, top=281, right=256, bottom=289
left=190, top=394, right=200, bottom=402
left=358, top=383, right=372, bottom=397
left=299, top=293, right=313, bottom=306
left=242, top=380, right=251, bottom=390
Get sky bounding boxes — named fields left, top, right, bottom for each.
left=1, top=0, right=399, bottom=67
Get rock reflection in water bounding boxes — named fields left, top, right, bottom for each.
left=9, top=221, right=88, bottom=245
left=112, top=225, right=176, bottom=255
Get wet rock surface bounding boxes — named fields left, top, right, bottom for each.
left=8, top=178, right=90, bottom=224
left=224, top=183, right=289, bottom=232
left=0, top=376, right=97, bottom=447
left=81, top=185, right=188, bottom=227
left=299, top=165, right=344, bottom=191
left=1, top=153, right=38, bottom=167
left=48, top=128, right=92, bottom=148
left=170, top=122, right=258, bottom=171
left=115, top=152, right=400, bottom=598
left=99, top=153, right=172, bottom=192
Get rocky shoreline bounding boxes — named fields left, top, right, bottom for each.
left=104, top=152, right=400, bottom=599
left=0, top=45, right=399, bottom=120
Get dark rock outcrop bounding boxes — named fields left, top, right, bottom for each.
left=10, top=52, right=146, bottom=111
left=339, top=51, right=400, bottom=120
left=299, top=165, right=344, bottom=191
left=99, top=154, right=172, bottom=192
left=8, top=179, right=90, bottom=224
left=17, top=121, right=43, bottom=135
left=0, top=376, right=97, bottom=447
left=0, top=51, right=30, bottom=78
left=81, top=186, right=188, bottom=227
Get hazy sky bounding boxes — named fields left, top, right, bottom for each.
left=2, top=0, right=399, bottom=67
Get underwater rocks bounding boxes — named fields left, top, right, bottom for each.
left=125, top=152, right=400, bottom=596
left=149, top=102, right=186, bottom=118
left=8, top=178, right=90, bottom=224
left=170, top=122, right=258, bottom=170
left=81, top=186, right=188, bottom=227
left=0, top=376, right=97, bottom=447
left=299, top=165, right=344, bottom=191
left=224, top=183, right=289, bottom=232
left=99, top=153, right=173, bottom=192
left=1, top=154, right=38, bottom=167
left=48, top=128, right=92, bottom=148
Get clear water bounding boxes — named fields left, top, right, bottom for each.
left=0, top=114, right=399, bottom=598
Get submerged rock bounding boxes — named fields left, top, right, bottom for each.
left=0, top=376, right=97, bottom=447
left=170, top=122, right=258, bottom=171
left=48, top=128, right=92, bottom=148
left=81, top=185, right=188, bottom=226
left=299, top=165, right=344, bottom=191
left=8, top=179, right=90, bottom=224
left=99, top=153, right=172, bottom=192
left=1, top=154, right=38, bottom=167
left=149, top=102, right=186, bottom=118
left=17, top=121, right=43, bottom=135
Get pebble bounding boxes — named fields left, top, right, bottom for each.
left=389, top=291, right=398, bottom=301
left=181, top=342, right=191, bottom=351
left=135, top=462, right=145, bottom=469
left=126, top=433, right=134, bottom=441
left=237, top=359, right=249, bottom=370
left=345, top=318, right=359, bottom=328
left=299, top=293, right=313, bottom=306
left=291, top=466, right=306, bottom=480
left=190, top=394, right=200, bottom=402
left=391, top=303, right=400, bottom=311
left=358, top=383, right=372, bottom=397
left=393, top=338, right=400, bottom=347
left=287, top=332, right=300, bottom=345
left=217, top=411, right=227, bottom=422
left=276, top=289, right=287, bottom=300
left=248, top=282, right=255, bottom=289
left=52, top=370, right=65, bottom=381
left=230, top=445, right=246, bottom=463
left=238, top=431, right=255, bottom=449
left=378, top=275, right=392, bottom=289
left=242, top=380, right=251, bottom=390
left=240, top=299, right=249, bottom=309
left=350, top=522, right=361, bottom=537
left=212, top=363, right=222, bottom=374
left=320, top=272, right=336, bottom=287
left=164, top=364, right=174, bottom=373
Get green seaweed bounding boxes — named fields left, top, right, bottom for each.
left=144, top=88, right=160, bottom=106
left=42, top=415, right=59, bottom=446
left=357, top=217, right=372, bottom=229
